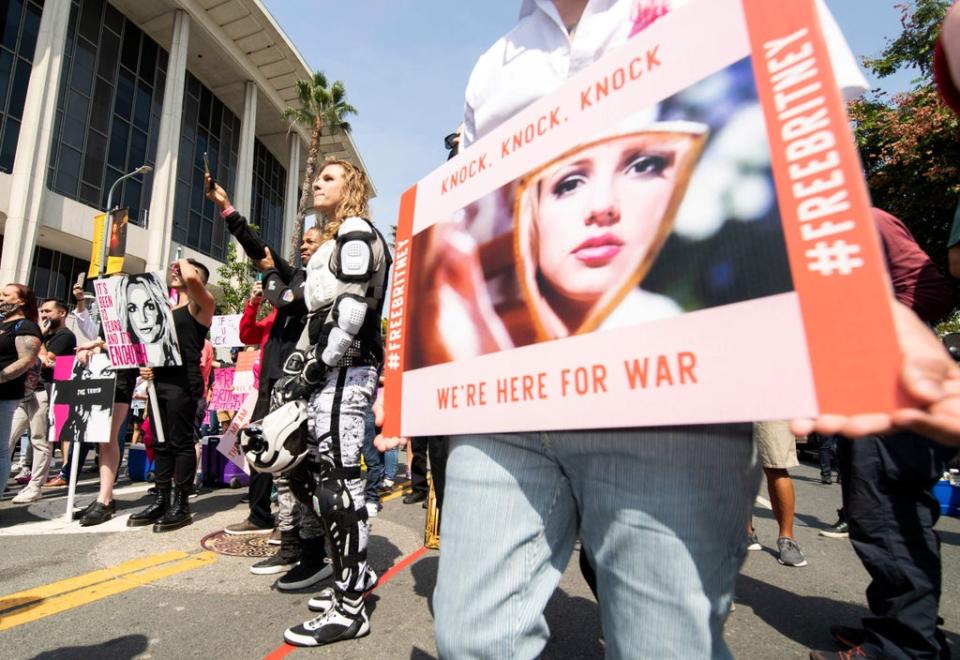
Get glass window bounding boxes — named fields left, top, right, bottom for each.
left=55, top=146, right=81, bottom=196
left=0, top=0, right=43, bottom=171
left=77, top=0, right=101, bottom=43
left=9, top=56, right=31, bottom=118
left=0, top=1, right=23, bottom=53
left=0, top=116, right=19, bottom=172
left=173, top=72, right=241, bottom=260
left=89, top=76, right=111, bottom=133
left=0, top=50, right=13, bottom=116
left=107, top=116, right=128, bottom=169
left=29, top=246, right=92, bottom=303
left=20, top=2, right=41, bottom=57
left=47, top=0, right=166, bottom=228
left=81, top=129, right=105, bottom=186
left=250, top=138, right=287, bottom=253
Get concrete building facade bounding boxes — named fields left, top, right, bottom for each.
left=0, top=0, right=370, bottom=302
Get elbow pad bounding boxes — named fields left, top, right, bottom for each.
left=319, top=295, right=369, bottom=366
left=336, top=217, right=375, bottom=282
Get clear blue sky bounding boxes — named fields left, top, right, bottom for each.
left=262, top=0, right=921, bottom=238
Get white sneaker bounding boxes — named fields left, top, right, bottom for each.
left=12, top=486, right=41, bottom=504
left=284, top=599, right=369, bottom=647
left=365, top=502, right=380, bottom=519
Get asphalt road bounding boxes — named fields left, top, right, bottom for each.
left=1, top=452, right=958, bottom=659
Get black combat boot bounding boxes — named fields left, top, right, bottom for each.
left=153, top=487, right=193, bottom=532
left=127, top=487, right=169, bottom=527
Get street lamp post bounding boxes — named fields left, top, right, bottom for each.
left=63, top=164, right=153, bottom=523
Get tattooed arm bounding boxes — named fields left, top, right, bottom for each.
left=0, top=335, right=41, bottom=384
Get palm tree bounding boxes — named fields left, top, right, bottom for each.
left=282, top=71, right=357, bottom=261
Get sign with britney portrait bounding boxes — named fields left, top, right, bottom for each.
left=383, top=0, right=903, bottom=437
left=95, top=273, right=182, bottom=368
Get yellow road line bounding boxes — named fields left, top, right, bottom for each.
left=0, top=550, right=189, bottom=609
left=0, top=551, right=216, bottom=631
left=381, top=485, right=413, bottom=503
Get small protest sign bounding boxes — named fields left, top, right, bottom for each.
left=210, top=368, right=246, bottom=411
left=232, top=350, right=259, bottom=394
left=210, top=315, right=244, bottom=348
left=218, top=390, right=257, bottom=474
left=50, top=354, right=116, bottom=445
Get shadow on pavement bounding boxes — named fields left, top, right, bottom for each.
left=542, top=588, right=602, bottom=658
left=369, top=535, right=403, bottom=576
left=938, top=529, right=960, bottom=547
left=410, top=555, right=438, bottom=618
left=736, top=574, right=870, bottom=650
left=410, top=647, right=437, bottom=659
left=30, top=634, right=149, bottom=659
left=752, top=505, right=833, bottom=533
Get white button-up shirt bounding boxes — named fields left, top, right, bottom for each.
left=463, top=0, right=868, bottom=147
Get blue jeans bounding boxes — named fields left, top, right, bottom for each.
left=383, top=448, right=398, bottom=481
left=0, top=398, right=22, bottom=492
left=433, top=425, right=759, bottom=659
left=362, top=408, right=384, bottom=505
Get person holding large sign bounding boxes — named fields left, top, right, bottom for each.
left=382, top=2, right=883, bottom=658
left=126, top=260, right=214, bottom=532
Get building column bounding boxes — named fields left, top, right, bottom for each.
left=233, top=81, right=257, bottom=219
left=0, top=0, right=71, bottom=285
left=145, top=9, right=189, bottom=273
left=281, top=133, right=301, bottom=260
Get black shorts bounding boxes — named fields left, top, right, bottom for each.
left=113, top=369, right=137, bottom=405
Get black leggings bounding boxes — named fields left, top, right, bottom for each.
left=153, top=382, right=200, bottom=491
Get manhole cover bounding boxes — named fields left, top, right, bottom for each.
left=200, top=531, right=276, bottom=558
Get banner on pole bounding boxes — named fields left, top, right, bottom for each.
left=383, top=0, right=901, bottom=437
left=88, top=209, right=128, bottom=277
left=96, top=272, right=182, bottom=368
left=50, top=354, right=116, bottom=444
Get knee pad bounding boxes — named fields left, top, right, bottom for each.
left=313, top=467, right=368, bottom=532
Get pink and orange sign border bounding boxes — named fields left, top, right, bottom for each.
left=384, top=0, right=901, bottom=437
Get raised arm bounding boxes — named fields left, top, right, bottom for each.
left=176, top=258, right=216, bottom=327
left=206, top=175, right=296, bottom=281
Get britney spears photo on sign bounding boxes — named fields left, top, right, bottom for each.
left=384, top=0, right=902, bottom=438
left=96, top=272, right=182, bottom=369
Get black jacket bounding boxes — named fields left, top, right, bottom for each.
left=224, top=210, right=306, bottom=382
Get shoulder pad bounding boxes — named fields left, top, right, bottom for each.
left=337, top=217, right=373, bottom=238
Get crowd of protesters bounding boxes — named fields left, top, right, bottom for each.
left=3, top=1, right=960, bottom=658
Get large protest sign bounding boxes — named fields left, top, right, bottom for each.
left=95, top=272, right=182, bottom=368
left=384, top=0, right=901, bottom=437
left=50, top=355, right=116, bottom=444
left=210, top=314, right=243, bottom=348
left=88, top=209, right=128, bottom=278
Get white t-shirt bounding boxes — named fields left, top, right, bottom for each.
left=463, top=0, right=869, bottom=147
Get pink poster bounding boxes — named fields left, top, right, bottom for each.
left=210, top=368, right=246, bottom=411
